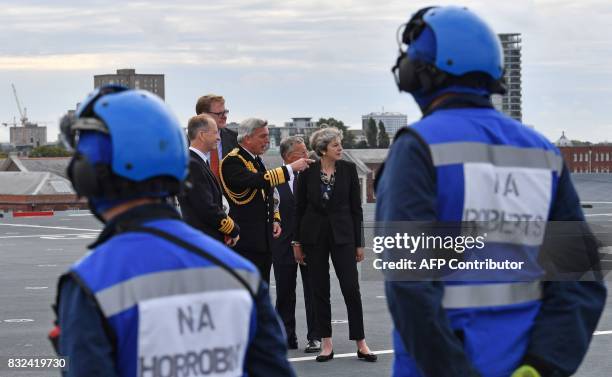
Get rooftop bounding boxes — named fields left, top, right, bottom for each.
left=362, top=112, right=406, bottom=117
left=0, top=172, right=74, bottom=195
left=344, top=149, right=388, bottom=163
left=0, top=156, right=71, bottom=178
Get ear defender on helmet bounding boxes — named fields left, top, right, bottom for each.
left=392, top=7, right=447, bottom=94
left=392, top=6, right=506, bottom=95
left=65, top=130, right=114, bottom=198
left=67, top=153, right=99, bottom=197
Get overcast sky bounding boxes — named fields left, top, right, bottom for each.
left=0, top=0, right=611, bottom=144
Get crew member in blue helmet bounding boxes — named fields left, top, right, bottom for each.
left=52, top=85, right=295, bottom=377
left=376, top=6, right=606, bottom=377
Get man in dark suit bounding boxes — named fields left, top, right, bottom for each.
left=195, top=94, right=239, bottom=178
left=179, top=114, right=240, bottom=245
left=273, top=136, right=320, bottom=352
left=220, top=118, right=313, bottom=283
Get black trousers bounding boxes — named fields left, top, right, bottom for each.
left=273, top=260, right=318, bottom=342
left=238, top=251, right=272, bottom=284
left=304, top=222, right=365, bottom=340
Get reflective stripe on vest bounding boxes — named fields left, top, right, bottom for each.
left=95, top=267, right=260, bottom=317
left=442, top=281, right=542, bottom=309
left=429, top=142, right=563, bottom=173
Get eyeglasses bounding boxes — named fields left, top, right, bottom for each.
left=207, top=109, right=229, bottom=117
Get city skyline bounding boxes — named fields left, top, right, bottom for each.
left=0, top=0, right=611, bottom=144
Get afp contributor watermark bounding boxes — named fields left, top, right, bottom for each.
left=361, top=220, right=610, bottom=282
left=370, top=232, right=525, bottom=271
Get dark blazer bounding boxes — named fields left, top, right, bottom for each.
left=294, top=160, right=364, bottom=247
left=220, top=128, right=238, bottom=158
left=272, top=181, right=296, bottom=265
left=221, top=146, right=289, bottom=255
left=179, top=150, right=239, bottom=242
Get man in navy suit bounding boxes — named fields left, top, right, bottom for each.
left=272, top=136, right=320, bottom=352
left=179, top=114, right=240, bottom=245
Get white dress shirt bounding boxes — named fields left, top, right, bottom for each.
left=189, top=146, right=208, bottom=165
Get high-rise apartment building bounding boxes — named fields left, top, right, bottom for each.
left=284, top=117, right=316, bottom=128
left=268, top=117, right=318, bottom=149
left=493, top=33, right=522, bottom=122
left=94, top=69, right=165, bottom=99
left=361, top=112, right=407, bottom=138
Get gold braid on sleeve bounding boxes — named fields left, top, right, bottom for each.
left=218, top=217, right=235, bottom=234
left=263, top=167, right=287, bottom=187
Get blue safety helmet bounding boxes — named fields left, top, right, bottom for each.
left=392, top=6, right=506, bottom=95
left=61, top=85, right=188, bottom=203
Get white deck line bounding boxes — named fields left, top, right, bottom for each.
left=0, top=224, right=99, bottom=232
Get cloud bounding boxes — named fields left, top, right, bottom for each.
left=0, top=0, right=611, bottom=143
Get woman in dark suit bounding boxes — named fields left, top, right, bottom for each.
left=292, top=127, right=377, bottom=363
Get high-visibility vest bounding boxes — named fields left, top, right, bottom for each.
left=65, top=219, right=260, bottom=377
left=391, top=106, right=563, bottom=377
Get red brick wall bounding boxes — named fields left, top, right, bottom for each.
left=559, top=146, right=612, bottom=173
left=0, top=194, right=88, bottom=212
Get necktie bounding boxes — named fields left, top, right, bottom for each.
left=292, top=172, right=299, bottom=194
left=255, top=156, right=265, bottom=171
left=210, top=147, right=220, bottom=178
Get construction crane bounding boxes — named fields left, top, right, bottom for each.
left=11, top=83, right=32, bottom=127
left=4, top=85, right=48, bottom=131
left=1, top=116, right=18, bottom=127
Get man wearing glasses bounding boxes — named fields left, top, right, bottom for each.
left=195, top=94, right=238, bottom=178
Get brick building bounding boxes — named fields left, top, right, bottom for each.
left=555, top=132, right=612, bottom=173
left=558, top=146, right=612, bottom=173
left=94, top=68, right=165, bottom=99
left=343, top=149, right=388, bottom=203
left=0, top=157, right=86, bottom=212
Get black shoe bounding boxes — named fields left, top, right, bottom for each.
left=305, top=339, right=321, bottom=353
left=357, top=350, right=377, bottom=362
left=316, top=350, right=334, bottom=362
left=287, top=338, right=298, bottom=350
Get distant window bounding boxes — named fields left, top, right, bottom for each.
left=607, top=153, right=610, bottom=161
left=595, top=153, right=598, bottom=162
left=579, top=154, right=583, bottom=162
left=573, top=153, right=577, bottom=162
